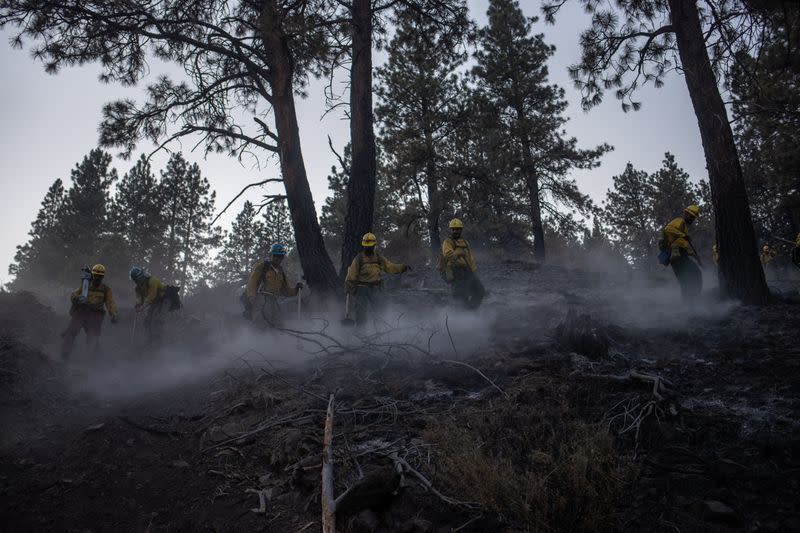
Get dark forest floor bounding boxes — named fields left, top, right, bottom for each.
left=1, top=262, right=799, bottom=532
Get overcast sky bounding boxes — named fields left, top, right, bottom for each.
left=0, top=1, right=708, bottom=283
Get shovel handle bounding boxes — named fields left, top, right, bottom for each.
left=297, top=287, right=302, bottom=317
left=688, top=241, right=703, bottom=268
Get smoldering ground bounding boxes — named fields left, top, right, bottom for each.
left=2, top=260, right=799, bottom=532
left=10, top=255, right=749, bottom=411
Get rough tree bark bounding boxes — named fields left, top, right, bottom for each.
left=262, top=11, right=339, bottom=292
left=423, top=100, right=442, bottom=256
left=667, top=0, right=769, bottom=303
left=521, top=128, right=546, bottom=261
left=340, top=0, right=377, bottom=277
left=526, top=174, right=546, bottom=261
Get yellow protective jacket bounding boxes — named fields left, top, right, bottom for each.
left=135, top=276, right=167, bottom=306
left=760, top=248, right=777, bottom=265
left=246, top=261, right=298, bottom=302
left=661, top=217, right=693, bottom=256
left=71, top=282, right=118, bottom=315
left=795, top=233, right=800, bottom=248
left=441, top=238, right=477, bottom=272
left=345, top=252, right=406, bottom=289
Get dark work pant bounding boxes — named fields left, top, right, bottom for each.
left=61, top=307, right=104, bottom=358
left=144, top=300, right=165, bottom=344
left=671, top=255, right=702, bottom=300
left=353, top=285, right=384, bottom=326
left=451, top=268, right=485, bottom=309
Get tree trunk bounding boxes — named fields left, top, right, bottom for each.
left=526, top=175, right=546, bottom=261
left=262, top=15, right=339, bottom=293
left=668, top=0, right=769, bottom=303
left=180, top=206, right=193, bottom=289
left=426, top=164, right=442, bottom=257
left=340, top=0, right=376, bottom=276
left=423, top=106, right=441, bottom=256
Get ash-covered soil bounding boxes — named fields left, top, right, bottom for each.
left=1, top=262, right=799, bottom=532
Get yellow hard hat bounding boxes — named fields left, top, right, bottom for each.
left=91, top=264, right=106, bottom=276
left=684, top=205, right=700, bottom=218
left=712, top=245, right=718, bottom=252
left=361, top=232, right=377, bottom=247
left=448, top=218, right=464, bottom=229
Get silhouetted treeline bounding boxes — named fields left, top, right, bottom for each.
left=9, top=151, right=292, bottom=292
left=2, top=0, right=798, bottom=300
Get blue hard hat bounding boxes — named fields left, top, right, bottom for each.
left=270, top=243, right=287, bottom=256
left=129, top=266, right=145, bottom=281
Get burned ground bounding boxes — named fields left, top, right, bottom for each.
left=1, top=262, right=799, bottom=532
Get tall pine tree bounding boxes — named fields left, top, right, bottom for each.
left=375, top=6, right=468, bottom=255
left=258, top=200, right=294, bottom=255
left=471, top=0, right=608, bottom=261
left=215, top=201, right=265, bottom=286
left=157, top=153, right=219, bottom=289
left=9, top=179, right=66, bottom=286
left=110, top=154, right=164, bottom=267
left=58, top=149, right=118, bottom=262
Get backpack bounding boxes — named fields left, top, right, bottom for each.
left=165, top=285, right=182, bottom=311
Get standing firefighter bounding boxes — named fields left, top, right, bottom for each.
left=61, top=264, right=118, bottom=359
left=760, top=244, right=780, bottom=280
left=760, top=245, right=778, bottom=266
left=244, top=244, right=303, bottom=324
left=130, top=266, right=168, bottom=344
left=659, top=205, right=702, bottom=299
left=345, top=233, right=410, bottom=326
left=439, top=219, right=485, bottom=309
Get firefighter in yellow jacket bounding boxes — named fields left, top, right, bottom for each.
left=345, top=233, right=409, bottom=326
left=61, top=264, right=118, bottom=359
left=130, top=266, right=167, bottom=343
left=660, top=205, right=702, bottom=299
left=440, top=219, right=485, bottom=309
left=244, top=244, right=302, bottom=323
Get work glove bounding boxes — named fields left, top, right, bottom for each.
left=404, top=265, right=412, bottom=272
left=670, top=247, right=682, bottom=262
left=295, top=282, right=304, bottom=290
left=135, top=303, right=144, bottom=312
left=110, top=314, right=119, bottom=324
left=445, top=269, right=454, bottom=283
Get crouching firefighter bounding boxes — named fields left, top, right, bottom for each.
left=345, top=233, right=410, bottom=326
left=61, top=264, right=118, bottom=359
left=439, top=218, right=485, bottom=309
left=658, top=205, right=702, bottom=299
left=130, top=266, right=180, bottom=344
left=243, top=244, right=303, bottom=325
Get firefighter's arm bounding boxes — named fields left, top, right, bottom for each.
left=134, top=287, right=144, bottom=308
left=380, top=256, right=407, bottom=275
left=70, top=288, right=82, bottom=303
left=442, top=239, right=459, bottom=265
left=345, top=256, right=360, bottom=291
left=245, top=266, right=262, bottom=302
left=465, top=244, right=478, bottom=272
left=144, top=279, right=163, bottom=305
left=664, top=223, right=690, bottom=252
left=105, top=287, right=119, bottom=317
